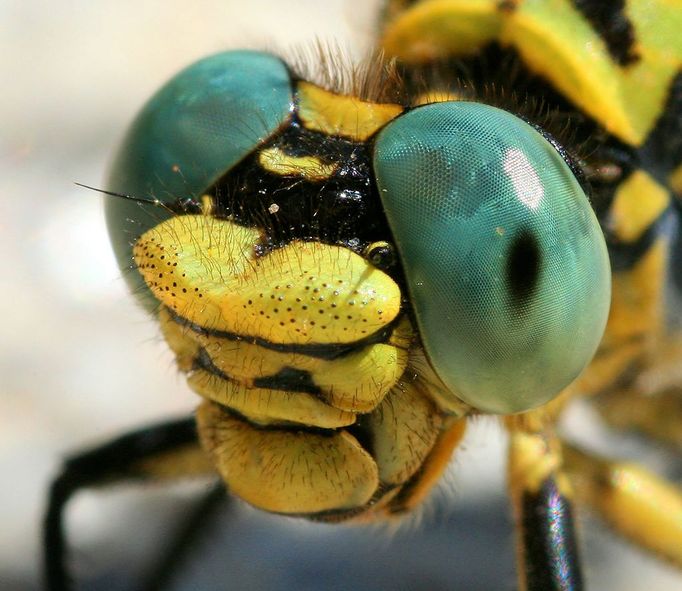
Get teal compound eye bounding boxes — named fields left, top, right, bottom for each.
left=105, top=50, right=294, bottom=308
left=373, top=102, right=611, bottom=414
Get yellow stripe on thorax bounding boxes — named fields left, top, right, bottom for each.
left=608, top=170, right=670, bottom=242
left=505, top=0, right=681, bottom=146
left=297, top=81, right=403, bottom=141
left=606, top=239, right=667, bottom=343
left=382, top=0, right=502, bottom=61
left=382, top=0, right=682, bottom=145
left=579, top=238, right=669, bottom=395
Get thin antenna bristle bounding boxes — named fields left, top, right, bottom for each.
left=74, top=182, right=165, bottom=207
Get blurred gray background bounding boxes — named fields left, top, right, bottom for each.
left=1, top=1, right=680, bottom=590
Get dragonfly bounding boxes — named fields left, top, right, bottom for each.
left=45, top=1, right=682, bottom=589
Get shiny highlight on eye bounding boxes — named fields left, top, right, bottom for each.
left=374, top=101, right=611, bottom=414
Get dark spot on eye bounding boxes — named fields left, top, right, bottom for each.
left=506, top=231, right=541, bottom=306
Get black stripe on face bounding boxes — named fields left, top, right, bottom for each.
left=521, top=478, right=583, bottom=591
left=571, top=0, right=640, bottom=66
left=253, top=367, right=320, bottom=395
left=169, top=307, right=398, bottom=361
left=194, top=345, right=323, bottom=397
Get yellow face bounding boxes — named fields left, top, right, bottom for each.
left=108, top=0, right=682, bottom=531
left=127, top=81, right=468, bottom=519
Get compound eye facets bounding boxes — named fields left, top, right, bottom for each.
left=105, top=50, right=294, bottom=308
left=374, top=102, right=611, bottom=414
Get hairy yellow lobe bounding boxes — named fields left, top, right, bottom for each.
left=297, top=81, right=403, bottom=141
left=134, top=215, right=401, bottom=344
left=197, top=403, right=379, bottom=514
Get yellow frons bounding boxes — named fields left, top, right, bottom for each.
left=134, top=215, right=402, bottom=345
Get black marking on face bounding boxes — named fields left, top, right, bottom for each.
left=207, top=121, right=394, bottom=257
left=170, top=308, right=399, bottom=361
left=253, top=367, right=320, bottom=395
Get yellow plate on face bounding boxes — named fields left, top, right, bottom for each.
left=134, top=215, right=402, bottom=345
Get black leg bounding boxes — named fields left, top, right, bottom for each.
left=508, top=428, right=585, bottom=591
left=43, top=416, right=201, bottom=591
left=140, top=481, right=229, bottom=591
left=519, top=477, right=583, bottom=591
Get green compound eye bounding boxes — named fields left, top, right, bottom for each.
left=374, top=102, right=611, bottom=414
left=106, top=50, right=293, bottom=308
